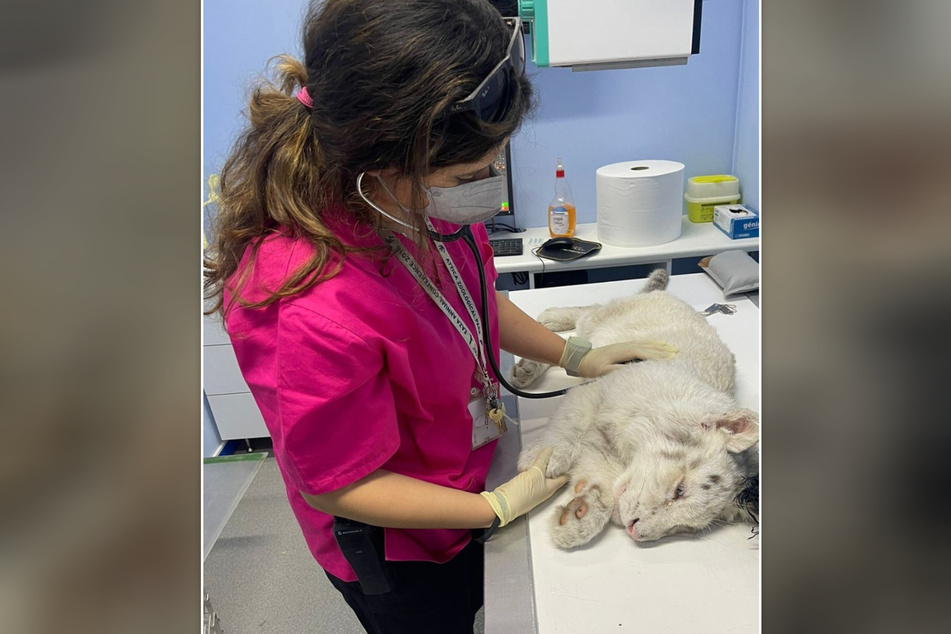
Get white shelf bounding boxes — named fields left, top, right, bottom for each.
left=489, top=217, right=759, bottom=280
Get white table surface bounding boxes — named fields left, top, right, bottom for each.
left=485, top=273, right=760, bottom=633
left=489, top=218, right=759, bottom=276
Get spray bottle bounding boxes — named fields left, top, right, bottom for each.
left=547, top=157, right=576, bottom=238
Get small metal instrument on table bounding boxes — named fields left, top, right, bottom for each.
left=700, top=303, right=737, bottom=317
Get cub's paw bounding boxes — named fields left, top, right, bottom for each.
left=549, top=480, right=613, bottom=549
left=509, top=357, right=550, bottom=389
left=519, top=444, right=573, bottom=476
left=537, top=307, right=579, bottom=332
left=545, top=444, right=576, bottom=478
left=516, top=444, right=543, bottom=473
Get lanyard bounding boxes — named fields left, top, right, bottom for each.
left=384, top=221, right=493, bottom=395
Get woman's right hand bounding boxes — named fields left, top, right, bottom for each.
left=480, top=447, right=568, bottom=527
left=578, top=339, right=677, bottom=376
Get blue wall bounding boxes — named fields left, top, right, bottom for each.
left=204, top=1, right=759, bottom=225
left=203, top=0, right=307, bottom=191
left=731, top=0, right=760, bottom=212
left=510, top=0, right=747, bottom=227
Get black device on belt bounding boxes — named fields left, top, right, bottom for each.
left=332, top=517, right=393, bottom=594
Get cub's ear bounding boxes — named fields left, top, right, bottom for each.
left=702, top=408, right=759, bottom=453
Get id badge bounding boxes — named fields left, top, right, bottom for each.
left=470, top=395, right=506, bottom=450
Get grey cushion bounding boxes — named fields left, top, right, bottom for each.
left=699, top=250, right=759, bottom=296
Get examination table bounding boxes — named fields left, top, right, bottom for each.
left=485, top=272, right=760, bottom=633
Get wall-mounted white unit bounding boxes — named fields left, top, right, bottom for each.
left=519, top=0, right=703, bottom=70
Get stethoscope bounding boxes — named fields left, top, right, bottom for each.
left=428, top=223, right=568, bottom=400
left=356, top=172, right=567, bottom=399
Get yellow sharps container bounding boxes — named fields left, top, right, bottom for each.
left=684, top=175, right=740, bottom=223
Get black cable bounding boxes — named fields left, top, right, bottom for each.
left=426, top=224, right=566, bottom=398
left=530, top=245, right=547, bottom=287
left=461, top=227, right=567, bottom=399
left=487, top=221, right=524, bottom=234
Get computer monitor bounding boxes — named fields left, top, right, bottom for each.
left=487, top=141, right=519, bottom=232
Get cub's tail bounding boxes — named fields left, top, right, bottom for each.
left=641, top=268, right=669, bottom=292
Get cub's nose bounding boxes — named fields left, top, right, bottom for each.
left=626, top=518, right=640, bottom=539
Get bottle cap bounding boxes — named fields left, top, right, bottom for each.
left=556, top=157, right=565, bottom=178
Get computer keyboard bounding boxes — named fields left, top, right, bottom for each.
left=489, top=238, right=523, bottom=257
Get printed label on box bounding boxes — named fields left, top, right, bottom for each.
left=713, top=204, right=759, bottom=239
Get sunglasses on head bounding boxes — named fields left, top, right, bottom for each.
left=448, top=17, right=525, bottom=124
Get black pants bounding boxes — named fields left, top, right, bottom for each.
left=325, top=538, right=484, bottom=634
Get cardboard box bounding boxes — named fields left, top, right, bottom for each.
left=713, top=204, right=759, bottom=239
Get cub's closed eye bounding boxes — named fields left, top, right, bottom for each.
left=674, top=482, right=685, bottom=499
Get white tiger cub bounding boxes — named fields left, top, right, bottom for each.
left=513, top=270, right=759, bottom=549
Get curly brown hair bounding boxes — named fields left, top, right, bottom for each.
left=203, top=0, right=534, bottom=318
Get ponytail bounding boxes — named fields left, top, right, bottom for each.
left=203, top=55, right=349, bottom=319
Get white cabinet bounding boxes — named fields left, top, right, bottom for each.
left=203, top=345, right=253, bottom=396
left=203, top=314, right=269, bottom=440
left=206, top=392, right=269, bottom=440
left=526, top=0, right=702, bottom=70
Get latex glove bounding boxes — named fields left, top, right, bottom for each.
left=480, top=447, right=568, bottom=527
left=559, top=336, right=676, bottom=378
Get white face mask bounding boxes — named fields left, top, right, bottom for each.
left=425, top=167, right=507, bottom=224
left=356, top=167, right=506, bottom=229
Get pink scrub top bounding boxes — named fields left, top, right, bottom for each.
left=223, top=210, right=501, bottom=582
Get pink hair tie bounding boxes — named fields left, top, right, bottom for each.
left=296, top=86, right=313, bottom=109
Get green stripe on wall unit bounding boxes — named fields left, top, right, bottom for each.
left=519, top=0, right=549, bottom=67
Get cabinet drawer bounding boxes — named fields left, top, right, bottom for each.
left=203, top=344, right=251, bottom=395
left=203, top=313, right=231, bottom=346
left=207, top=392, right=269, bottom=440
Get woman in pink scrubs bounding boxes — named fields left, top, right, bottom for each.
left=204, top=1, right=668, bottom=631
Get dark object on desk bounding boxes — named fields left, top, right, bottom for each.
left=489, top=238, right=523, bottom=257
left=542, top=237, right=573, bottom=250
left=536, top=237, right=602, bottom=262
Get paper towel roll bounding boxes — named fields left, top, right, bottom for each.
left=596, top=160, right=685, bottom=247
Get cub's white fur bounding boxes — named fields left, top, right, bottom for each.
left=514, top=270, right=759, bottom=549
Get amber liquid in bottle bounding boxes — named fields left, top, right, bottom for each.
left=548, top=202, right=576, bottom=238
left=548, top=158, right=576, bottom=238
